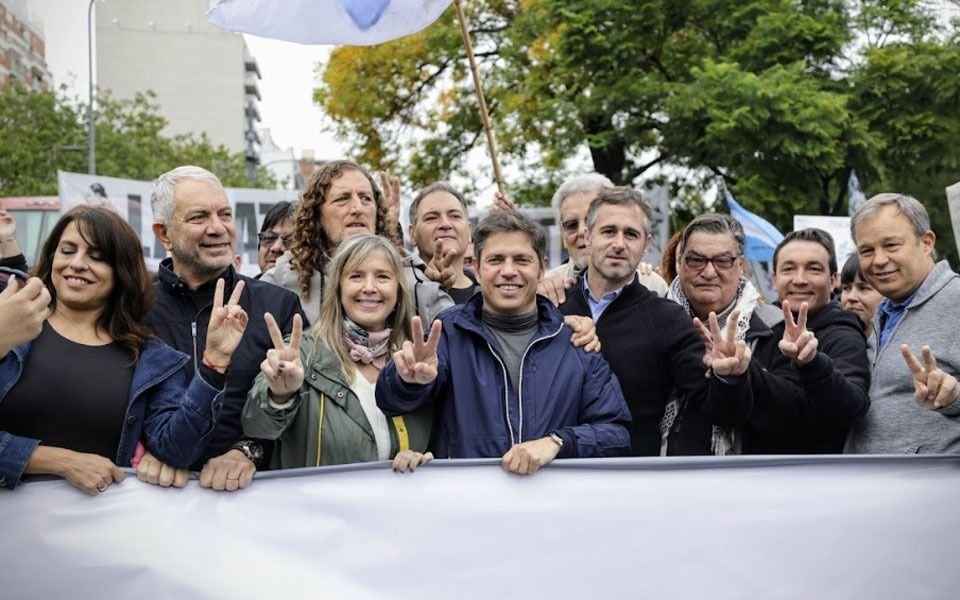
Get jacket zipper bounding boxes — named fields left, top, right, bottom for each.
left=191, top=321, right=199, bottom=373
left=486, top=322, right=565, bottom=445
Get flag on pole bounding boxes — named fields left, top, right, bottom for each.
left=848, top=170, right=867, bottom=216
left=207, top=0, right=455, bottom=46
left=724, top=189, right=785, bottom=262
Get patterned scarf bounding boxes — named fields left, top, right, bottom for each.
left=662, top=276, right=761, bottom=455
left=342, top=318, right=392, bottom=370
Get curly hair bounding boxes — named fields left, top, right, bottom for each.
left=33, top=206, right=154, bottom=364
left=290, top=160, right=400, bottom=300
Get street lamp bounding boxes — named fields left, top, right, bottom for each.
left=87, top=0, right=96, bottom=175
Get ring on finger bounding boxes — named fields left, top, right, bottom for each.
left=96, top=481, right=109, bottom=493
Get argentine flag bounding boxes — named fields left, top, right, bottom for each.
left=208, top=0, right=454, bottom=46
left=724, top=190, right=785, bottom=263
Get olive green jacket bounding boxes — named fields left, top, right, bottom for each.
left=242, top=334, right=432, bottom=468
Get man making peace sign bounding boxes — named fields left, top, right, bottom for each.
left=845, top=193, right=960, bottom=454
left=377, top=211, right=632, bottom=475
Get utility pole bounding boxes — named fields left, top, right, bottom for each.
left=87, top=0, right=96, bottom=175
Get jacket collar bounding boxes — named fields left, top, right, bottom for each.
left=902, top=260, right=958, bottom=309
left=157, top=258, right=238, bottom=298
left=453, top=292, right=566, bottom=340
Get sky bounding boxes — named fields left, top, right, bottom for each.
left=24, top=0, right=347, bottom=160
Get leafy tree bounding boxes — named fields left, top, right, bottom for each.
left=316, top=0, right=960, bottom=262
left=0, top=84, right=276, bottom=196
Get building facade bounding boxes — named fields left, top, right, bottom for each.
left=0, top=0, right=53, bottom=91
left=96, top=0, right=261, bottom=156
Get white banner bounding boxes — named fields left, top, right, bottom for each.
left=946, top=181, right=960, bottom=259
left=57, top=171, right=297, bottom=277
left=793, top=214, right=855, bottom=264
left=2, top=456, right=960, bottom=599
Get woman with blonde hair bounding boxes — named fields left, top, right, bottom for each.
left=243, top=234, right=432, bottom=470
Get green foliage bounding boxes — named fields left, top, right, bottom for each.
left=315, top=0, right=960, bottom=262
left=0, top=85, right=276, bottom=196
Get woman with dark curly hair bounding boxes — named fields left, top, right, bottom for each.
left=0, top=206, right=249, bottom=494
left=261, top=159, right=452, bottom=325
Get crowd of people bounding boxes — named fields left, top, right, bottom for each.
left=0, top=161, right=957, bottom=495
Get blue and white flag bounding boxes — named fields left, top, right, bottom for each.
left=848, top=169, right=867, bottom=216
left=208, top=0, right=454, bottom=46
left=724, top=190, right=785, bottom=262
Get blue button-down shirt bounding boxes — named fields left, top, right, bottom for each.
left=877, top=290, right=918, bottom=350
left=584, top=275, right=632, bottom=321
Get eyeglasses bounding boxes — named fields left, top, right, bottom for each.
left=560, top=219, right=582, bottom=234
left=682, top=253, right=739, bottom=271
left=258, top=233, right=294, bottom=248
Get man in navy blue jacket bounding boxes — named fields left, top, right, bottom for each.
left=377, top=211, right=631, bottom=474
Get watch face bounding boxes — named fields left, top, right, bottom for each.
left=236, top=442, right=263, bottom=464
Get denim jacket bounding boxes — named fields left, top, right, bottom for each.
left=0, top=338, right=225, bottom=490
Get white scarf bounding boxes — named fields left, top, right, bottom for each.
left=662, top=277, right=761, bottom=455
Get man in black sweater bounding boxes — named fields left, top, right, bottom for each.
left=558, top=187, right=751, bottom=455
left=143, top=166, right=304, bottom=490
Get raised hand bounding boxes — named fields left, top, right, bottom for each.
left=393, top=316, right=442, bottom=384
left=260, top=312, right=305, bottom=403
left=424, top=240, right=458, bottom=288
left=491, top=190, right=516, bottom=212
left=693, top=310, right=752, bottom=377
left=0, top=277, right=51, bottom=355
left=778, top=300, right=819, bottom=365
left=203, top=279, right=249, bottom=371
left=901, top=344, right=960, bottom=409
left=379, top=171, right=401, bottom=225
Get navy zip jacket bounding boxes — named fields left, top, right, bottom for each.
left=146, top=259, right=305, bottom=466
left=376, top=294, right=632, bottom=459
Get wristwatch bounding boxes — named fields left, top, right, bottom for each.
left=548, top=432, right=564, bottom=449
left=231, top=440, right=264, bottom=467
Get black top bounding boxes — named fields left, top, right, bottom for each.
left=559, top=275, right=751, bottom=456
left=0, top=322, right=133, bottom=461
left=0, top=253, right=29, bottom=274
left=445, top=269, right=480, bottom=304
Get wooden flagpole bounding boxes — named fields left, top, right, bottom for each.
left=453, top=0, right=506, bottom=197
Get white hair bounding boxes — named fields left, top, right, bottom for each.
left=550, top=173, right=615, bottom=220
left=150, top=165, right=223, bottom=225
